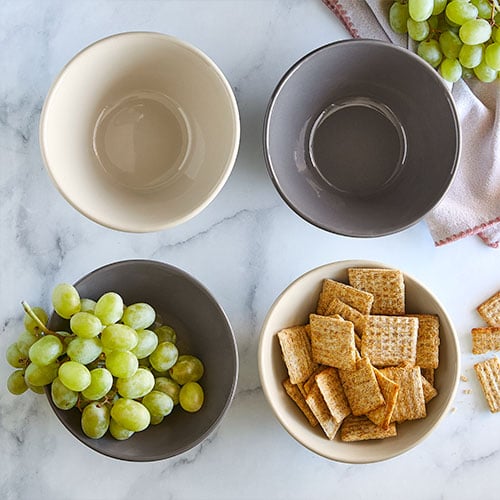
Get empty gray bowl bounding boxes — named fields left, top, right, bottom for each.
left=46, top=260, right=238, bottom=461
left=263, top=39, right=460, bottom=237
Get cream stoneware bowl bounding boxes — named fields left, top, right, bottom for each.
left=40, top=32, right=240, bottom=232
left=258, top=260, right=460, bottom=463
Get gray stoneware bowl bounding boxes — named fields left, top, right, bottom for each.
left=263, top=39, right=460, bottom=237
left=46, top=260, right=238, bottom=461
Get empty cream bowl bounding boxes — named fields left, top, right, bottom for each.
left=40, top=32, right=240, bottom=232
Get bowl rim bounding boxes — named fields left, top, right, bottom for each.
left=258, top=259, right=461, bottom=463
left=45, top=259, right=239, bottom=462
left=39, top=31, right=241, bottom=233
left=262, top=38, right=461, bottom=238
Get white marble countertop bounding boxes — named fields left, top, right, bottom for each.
left=1, top=1, right=499, bottom=499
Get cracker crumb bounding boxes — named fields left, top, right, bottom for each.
left=450, top=407, right=457, bottom=413
left=460, top=375, right=468, bottom=382
left=463, top=389, right=472, bottom=394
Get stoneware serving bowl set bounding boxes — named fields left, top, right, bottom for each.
left=38, top=32, right=461, bottom=463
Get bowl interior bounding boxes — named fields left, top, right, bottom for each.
left=264, top=39, right=460, bottom=237
left=40, top=32, right=240, bottom=232
left=47, top=260, right=238, bottom=461
left=258, top=260, right=459, bottom=463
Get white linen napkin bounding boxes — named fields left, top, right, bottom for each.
left=322, top=0, right=500, bottom=248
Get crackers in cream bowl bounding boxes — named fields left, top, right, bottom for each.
left=258, top=260, right=460, bottom=463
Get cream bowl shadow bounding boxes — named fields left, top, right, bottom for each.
left=258, top=260, right=460, bottom=463
left=40, top=32, right=240, bottom=232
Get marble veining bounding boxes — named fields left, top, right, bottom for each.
left=1, top=1, right=500, bottom=499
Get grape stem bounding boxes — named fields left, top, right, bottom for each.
left=22, top=301, right=54, bottom=335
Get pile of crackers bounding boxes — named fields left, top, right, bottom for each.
left=472, top=290, right=500, bottom=413
left=278, top=268, right=440, bottom=442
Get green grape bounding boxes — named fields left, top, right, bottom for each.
left=51, top=376, right=78, bottom=410
left=52, top=283, right=81, bottom=319
left=80, top=298, right=97, bottom=313
left=389, top=2, right=410, bottom=33
left=101, top=324, right=138, bottom=351
left=485, top=42, right=500, bottom=71
left=149, top=342, right=178, bottom=372
left=474, top=60, right=499, bottom=82
left=418, top=39, right=443, bottom=67
left=116, top=367, right=155, bottom=399
left=432, top=0, right=448, bottom=15
left=24, top=307, right=48, bottom=334
left=16, top=330, right=39, bottom=356
left=428, top=14, right=439, bottom=30
left=459, top=18, right=492, bottom=45
left=105, top=350, right=138, bottom=378
left=131, top=329, right=158, bottom=359
left=27, top=382, right=45, bottom=394
left=94, top=292, right=123, bottom=325
left=154, top=325, right=177, bottom=344
left=446, top=0, right=478, bottom=25
left=142, top=390, right=174, bottom=417
left=58, top=360, right=91, bottom=391
left=110, top=398, right=151, bottom=432
left=169, top=355, right=204, bottom=385
left=179, top=382, right=204, bottom=413
left=150, top=415, right=164, bottom=425
left=439, top=57, right=463, bottom=82
left=24, top=361, right=58, bottom=386
left=6, top=343, right=28, bottom=368
left=462, top=66, right=475, bottom=78
left=122, top=303, right=156, bottom=330
left=407, top=18, right=430, bottom=41
left=70, top=312, right=103, bottom=339
left=459, top=43, right=484, bottom=68
left=493, top=27, right=500, bottom=44
left=471, top=0, right=492, bottom=19
left=81, top=402, right=110, bottom=439
left=81, top=368, right=113, bottom=400
left=109, top=418, right=134, bottom=440
left=154, top=377, right=180, bottom=405
left=28, top=335, right=63, bottom=366
left=66, top=336, right=102, bottom=364
left=408, top=0, right=434, bottom=22
left=7, top=370, right=28, bottom=395
left=439, top=30, right=463, bottom=59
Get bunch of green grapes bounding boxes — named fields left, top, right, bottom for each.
left=5, top=283, right=205, bottom=441
left=389, top=0, right=500, bottom=82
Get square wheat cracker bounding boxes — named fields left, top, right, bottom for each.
left=421, top=367, right=435, bottom=386
left=366, top=369, right=400, bottom=429
left=309, top=314, right=357, bottom=370
left=277, top=326, right=316, bottom=384
left=315, top=367, right=351, bottom=423
left=361, top=315, right=418, bottom=367
left=324, top=297, right=367, bottom=336
left=474, top=356, right=500, bottom=413
left=340, top=415, right=397, bottom=442
left=339, top=357, right=384, bottom=415
left=471, top=327, right=500, bottom=354
left=316, top=278, right=373, bottom=315
left=305, top=382, right=341, bottom=439
left=300, top=365, right=327, bottom=396
left=408, top=313, right=440, bottom=369
left=282, top=378, right=318, bottom=427
left=477, top=290, right=500, bottom=327
left=348, top=267, right=405, bottom=315
left=420, top=374, right=438, bottom=404
left=380, top=364, right=426, bottom=423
